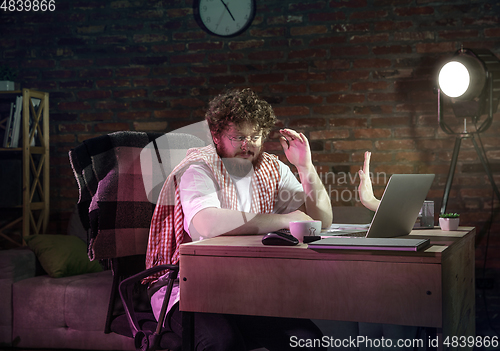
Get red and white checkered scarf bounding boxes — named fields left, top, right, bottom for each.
left=144, top=145, right=281, bottom=283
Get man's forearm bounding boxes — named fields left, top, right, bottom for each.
left=297, top=164, right=333, bottom=228
left=190, top=207, right=312, bottom=238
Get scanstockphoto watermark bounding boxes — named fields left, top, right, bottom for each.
left=290, top=335, right=499, bottom=349
left=320, top=171, right=387, bottom=187
left=290, top=335, right=424, bottom=349
left=287, top=171, right=388, bottom=203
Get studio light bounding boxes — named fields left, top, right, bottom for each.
left=439, top=59, right=485, bottom=99
left=436, top=48, right=500, bottom=215
left=438, top=48, right=500, bottom=129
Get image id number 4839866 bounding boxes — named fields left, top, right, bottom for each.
left=1, top=0, right=56, bottom=11
left=442, top=336, right=498, bottom=349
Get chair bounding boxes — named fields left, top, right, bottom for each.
left=118, top=263, right=179, bottom=351
left=69, top=127, right=208, bottom=351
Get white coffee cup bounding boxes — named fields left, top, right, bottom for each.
left=289, top=220, right=322, bottom=242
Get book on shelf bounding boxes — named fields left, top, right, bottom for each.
left=2, top=96, right=41, bottom=148
left=2, top=102, right=14, bottom=148
left=10, top=96, right=22, bottom=148
left=2, top=96, right=22, bottom=148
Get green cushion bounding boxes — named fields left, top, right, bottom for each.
left=25, top=234, right=103, bottom=278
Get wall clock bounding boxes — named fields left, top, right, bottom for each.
left=194, top=0, right=256, bottom=38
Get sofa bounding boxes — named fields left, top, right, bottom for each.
left=0, top=213, right=136, bottom=350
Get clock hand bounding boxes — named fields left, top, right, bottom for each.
left=215, top=6, right=226, bottom=28
left=219, top=0, right=235, bottom=21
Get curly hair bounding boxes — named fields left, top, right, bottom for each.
left=205, top=88, right=276, bottom=140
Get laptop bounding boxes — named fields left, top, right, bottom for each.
left=328, top=173, right=435, bottom=239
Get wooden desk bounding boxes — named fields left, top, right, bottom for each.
left=179, top=227, right=475, bottom=350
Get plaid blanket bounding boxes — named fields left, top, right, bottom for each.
left=69, top=127, right=209, bottom=260
left=69, top=131, right=163, bottom=260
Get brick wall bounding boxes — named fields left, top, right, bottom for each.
left=1, top=0, right=500, bottom=267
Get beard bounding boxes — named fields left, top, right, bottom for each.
left=222, top=157, right=254, bottom=177
left=217, top=144, right=264, bottom=178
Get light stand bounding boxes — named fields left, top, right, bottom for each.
left=438, top=48, right=500, bottom=215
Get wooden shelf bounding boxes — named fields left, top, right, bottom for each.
left=0, top=89, right=49, bottom=246
left=0, top=147, right=22, bottom=152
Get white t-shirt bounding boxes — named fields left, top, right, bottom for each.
left=151, top=157, right=305, bottom=323
left=178, top=159, right=305, bottom=241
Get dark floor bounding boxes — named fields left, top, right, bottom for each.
left=475, top=270, right=500, bottom=351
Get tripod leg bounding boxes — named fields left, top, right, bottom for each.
left=441, top=137, right=462, bottom=215
left=470, top=135, right=500, bottom=203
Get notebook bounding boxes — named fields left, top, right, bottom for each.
left=309, top=174, right=435, bottom=250
left=308, top=237, right=430, bottom=251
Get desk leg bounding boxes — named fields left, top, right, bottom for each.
left=182, top=311, right=194, bottom=351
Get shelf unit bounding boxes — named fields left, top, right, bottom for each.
left=0, top=89, right=49, bottom=246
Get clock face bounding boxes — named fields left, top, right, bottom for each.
left=194, top=0, right=256, bottom=37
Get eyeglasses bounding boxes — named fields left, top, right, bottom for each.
left=227, top=135, right=263, bottom=148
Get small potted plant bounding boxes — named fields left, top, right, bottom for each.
left=439, top=213, right=460, bottom=231
left=0, top=65, right=18, bottom=91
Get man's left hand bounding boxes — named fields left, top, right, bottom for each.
left=279, top=129, right=312, bottom=169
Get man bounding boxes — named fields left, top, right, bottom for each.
left=146, top=88, right=332, bottom=350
